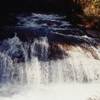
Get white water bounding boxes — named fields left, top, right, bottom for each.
left=0, top=83, right=100, bottom=100
left=17, top=13, right=70, bottom=29
left=0, top=35, right=100, bottom=100
left=0, top=13, right=100, bottom=100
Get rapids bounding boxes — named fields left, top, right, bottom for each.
left=0, top=13, right=100, bottom=100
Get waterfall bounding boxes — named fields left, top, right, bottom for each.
left=0, top=35, right=100, bottom=86
left=0, top=13, right=100, bottom=100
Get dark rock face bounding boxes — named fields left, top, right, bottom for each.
left=0, top=0, right=74, bottom=13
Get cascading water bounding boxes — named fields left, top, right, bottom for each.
left=0, top=35, right=100, bottom=84
left=0, top=13, right=100, bottom=100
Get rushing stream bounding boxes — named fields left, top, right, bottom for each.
left=0, top=13, right=100, bottom=100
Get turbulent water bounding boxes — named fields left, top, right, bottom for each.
left=0, top=13, right=100, bottom=100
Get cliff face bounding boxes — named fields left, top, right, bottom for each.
left=0, top=0, right=97, bottom=14
left=0, top=0, right=99, bottom=15
left=0, top=0, right=74, bottom=13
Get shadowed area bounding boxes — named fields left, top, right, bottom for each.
left=0, top=0, right=74, bottom=13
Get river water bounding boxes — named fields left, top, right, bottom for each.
left=0, top=13, right=100, bottom=100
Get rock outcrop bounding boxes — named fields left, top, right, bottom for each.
left=0, top=0, right=74, bottom=13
